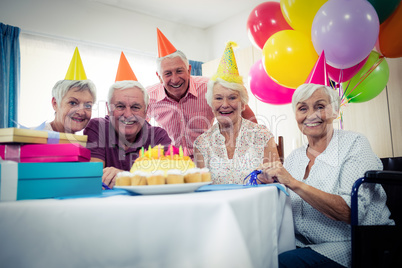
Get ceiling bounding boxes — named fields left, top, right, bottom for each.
left=90, top=0, right=268, bottom=29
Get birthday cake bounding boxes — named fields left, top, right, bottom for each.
left=115, top=145, right=211, bottom=186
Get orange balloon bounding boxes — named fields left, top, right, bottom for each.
left=378, top=2, right=402, bottom=58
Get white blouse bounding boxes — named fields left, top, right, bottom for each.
left=285, top=129, right=394, bottom=267
left=194, top=118, right=274, bottom=184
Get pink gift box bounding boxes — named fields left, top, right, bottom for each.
left=0, top=143, right=91, bottom=163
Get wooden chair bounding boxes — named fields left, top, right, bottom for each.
left=351, top=158, right=402, bottom=268
left=277, top=136, right=284, bottom=164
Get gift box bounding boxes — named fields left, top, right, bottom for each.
left=0, top=128, right=87, bottom=146
left=0, top=144, right=91, bottom=163
left=0, top=161, right=103, bottom=201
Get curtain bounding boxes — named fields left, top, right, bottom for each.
left=0, top=23, right=20, bottom=128
left=189, top=60, right=203, bottom=76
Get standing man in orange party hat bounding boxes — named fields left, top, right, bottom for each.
left=46, top=47, right=97, bottom=134
left=85, top=52, right=171, bottom=188
left=146, top=28, right=257, bottom=158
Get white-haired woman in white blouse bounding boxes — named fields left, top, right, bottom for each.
left=194, top=78, right=280, bottom=184
left=258, top=83, right=394, bottom=268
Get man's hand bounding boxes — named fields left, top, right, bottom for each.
left=102, top=167, right=123, bottom=188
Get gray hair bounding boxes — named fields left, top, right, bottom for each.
left=107, top=80, right=149, bottom=109
left=156, top=50, right=189, bottom=75
left=292, top=83, right=340, bottom=115
left=52, top=80, right=97, bottom=105
left=206, top=78, right=249, bottom=108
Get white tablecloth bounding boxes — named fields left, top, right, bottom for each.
left=0, top=186, right=295, bottom=268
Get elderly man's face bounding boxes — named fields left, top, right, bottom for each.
left=158, top=56, right=191, bottom=102
left=108, top=87, right=147, bottom=143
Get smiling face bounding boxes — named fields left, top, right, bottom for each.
left=157, top=56, right=191, bottom=102
left=52, top=88, right=94, bottom=133
left=108, top=87, right=147, bottom=143
left=295, top=88, right=336, bottom=140
left=211, top=83, right=244, bottom=126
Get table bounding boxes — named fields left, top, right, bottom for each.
left=0, top=185, right=295, bottom=268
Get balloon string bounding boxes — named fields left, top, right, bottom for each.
left=342, top=57, right=384, bottom=100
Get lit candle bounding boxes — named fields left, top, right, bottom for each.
left=179, top=146, right=183, bottom=157
left=148, top=145, right=152, bottom=158
left=170, top=145, right=173, bottom=159
left=183, top=147, right=188, bottom=157
left=141, top=147, right=144, bottom=157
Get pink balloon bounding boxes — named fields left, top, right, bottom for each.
left=327, top=55, right=369, bottom=83
left=249, top=59, right=295, bottom=105
left=247, top=2, right=292, bottom=50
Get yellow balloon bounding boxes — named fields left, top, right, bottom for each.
left=280, top=0, right=328, bottom=36
left=262, top=30, right=318, bottom=89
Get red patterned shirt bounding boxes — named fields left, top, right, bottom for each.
left=146, top=76, right=215, bottom=157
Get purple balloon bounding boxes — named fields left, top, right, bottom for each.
left=312, top=0, right=380, bottom=69
left=249, top=60, right=295, bottom=105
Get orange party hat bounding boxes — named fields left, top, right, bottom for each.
left=115, top=52, right=138, bottom=82
left=157, top=28, right=177, bottom=58
left=65, top=47, right=87, bottom=80
left=212, top=41, right=243, bottom=84
left=305, top=51, right=330, bottom=86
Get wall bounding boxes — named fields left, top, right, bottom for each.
left=0, top=0, right=208, bottom=62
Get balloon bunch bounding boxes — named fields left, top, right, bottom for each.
left=247, top=0, right=401, bottom=104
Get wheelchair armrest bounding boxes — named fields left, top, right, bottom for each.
left=351, top=170, right=402, bottom=226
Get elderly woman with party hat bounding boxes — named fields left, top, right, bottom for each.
left=257, top=52, right=393, bottom=268
left=193, top=41, right=280, bottom=184
left=45, top=47, right=97, bottom=134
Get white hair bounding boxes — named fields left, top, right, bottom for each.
left=52, top=80, right=97, bottom=105
left=206, top=78, right=249, bottom=108
left=107, top=80, right=149, bottom=109
left=292, top=83, right=340, bottom=115
left=156, top=50, right=189, bottom=75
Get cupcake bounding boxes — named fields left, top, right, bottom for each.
left=166, top=169, right=185, bottom=184
left=147, top=170, right=166, bottom=185
left=131, top=171, right=147, bottom=186
left=115, top=171, right=132, bottom=186
left=184, top=168, right=202, bottom=183
left=200, top=168, right=211, bottom=182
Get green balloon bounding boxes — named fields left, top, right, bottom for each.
left=342, top=51, right=389, bottom=103
left=368, top=0, right=401, bottom=23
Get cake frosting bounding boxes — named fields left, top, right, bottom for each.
left=127, top=145, right=210, bottom=185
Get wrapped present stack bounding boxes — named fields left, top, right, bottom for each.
left=0, top=48, right=102, bottom=201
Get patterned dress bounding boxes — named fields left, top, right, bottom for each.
left=194, top=118, right=274, bottom=184
left=285, top=129, right=394, bottom=267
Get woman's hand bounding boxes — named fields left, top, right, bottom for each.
left=257, top=161, right=295, bottom=187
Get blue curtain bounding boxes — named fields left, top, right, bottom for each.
left=189, top=60, right=203, bottom=76
left=0, top=23, right=20, bottom=128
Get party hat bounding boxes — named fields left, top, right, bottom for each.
left=157, top=28, right=177, bottom=58
left=65, top=47, right=87, bottom=80
left=211, top=41, right=243, bottom=84
left=305, top=51, right=330, bottom=86
left=115, top=52, right=138, bottom=82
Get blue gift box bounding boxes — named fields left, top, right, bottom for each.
left=0, top=162, right=103, bottom=200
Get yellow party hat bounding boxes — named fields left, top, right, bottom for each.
left=65, top=47, right=87, bottom=80
left=211, top=41, right=243, bottom=84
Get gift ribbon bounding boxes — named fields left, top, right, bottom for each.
left=4, top=144, right=21, bottom=161
left=0, top=160, right=18, bottom=201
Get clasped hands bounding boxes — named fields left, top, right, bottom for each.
left=257, top=161, right=293, bottom=186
